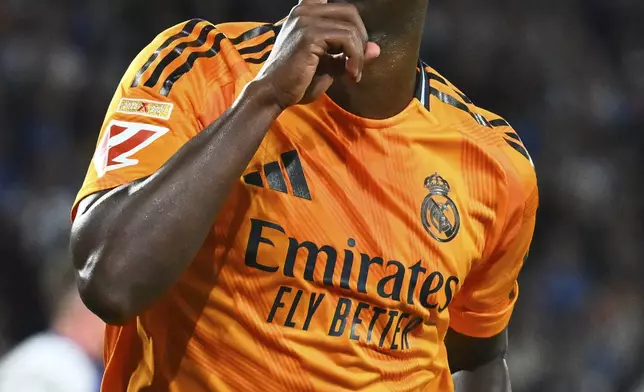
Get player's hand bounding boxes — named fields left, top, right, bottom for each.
left=255, top=0, right=381, bottom=109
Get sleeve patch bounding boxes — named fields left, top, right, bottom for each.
left=116, top=98, right=174, bottom=120
left=94, top=120, right=169, bottom=178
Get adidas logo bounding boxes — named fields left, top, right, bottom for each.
left=243, top=150, right=312, bottom=200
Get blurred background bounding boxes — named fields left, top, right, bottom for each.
left=0, top=0, right=643, bottom=391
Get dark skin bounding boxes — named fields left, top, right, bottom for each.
left=71, top=0, right=510, bottom=390
left=326, top=0, right=428, bottom=119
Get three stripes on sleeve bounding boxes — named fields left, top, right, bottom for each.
left=131, top=19, right=282, bottom=97
left=422, top=64, right=532, bottom=163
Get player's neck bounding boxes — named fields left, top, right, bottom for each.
left=327, top=4, right=428, bottom=120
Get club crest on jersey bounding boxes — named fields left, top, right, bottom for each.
left=93, top=120, right=169, bottom=178
left=420, top=173, right=460, bottom=243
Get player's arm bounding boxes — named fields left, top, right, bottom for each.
left=448, top=329, right=511, bottom=392
left=446, top=172, right=538, bottom=391
left=71, top=0, right=380, bottom=326
left=71, top=81, right=282, bottom=326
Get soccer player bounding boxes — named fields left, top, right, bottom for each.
left=70, top=0, right=538, bottom=391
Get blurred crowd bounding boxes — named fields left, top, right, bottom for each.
left=1, top=0, right=643, bottom=391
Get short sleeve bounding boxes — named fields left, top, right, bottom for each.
left=71, top=87, right=198, bottom=219
left=72, top=20, right=235, bottom=220
left=449, top=183, right=538, bottom=338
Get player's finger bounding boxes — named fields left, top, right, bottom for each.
left=317, top=52, right=348, bottom=77
left=365, top=42, right=381, bottom=63
left=312, top=23, right=365, bottom=80
left=292, top=3, right=368, bottom=43
left=303, top=74, right=335, bottom=104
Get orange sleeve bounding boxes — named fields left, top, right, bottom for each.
left=72, top=20, right=236, bottom=220
left=449, top=178, right=538, bottom=338
left=72, top=88, right=197, bottom=219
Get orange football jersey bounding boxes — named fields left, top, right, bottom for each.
left=73, top=19, right=538, bottom=392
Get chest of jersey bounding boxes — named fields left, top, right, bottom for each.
left=211, top=102, right=490, bottom=324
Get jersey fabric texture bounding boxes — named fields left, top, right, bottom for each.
left=73, top=19, right=538, bottom=392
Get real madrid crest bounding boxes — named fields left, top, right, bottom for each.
left=421, top=173, right=461, bottom=243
